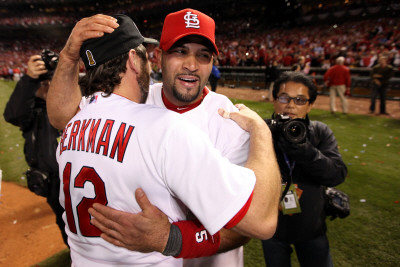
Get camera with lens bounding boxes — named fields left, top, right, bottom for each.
left=39, top=49, right=59, bottom=81
left=265, top=114, right=308, bottom=144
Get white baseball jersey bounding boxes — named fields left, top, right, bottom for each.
left=59, top=92, right=255, bottom=266
left=147, top=83, right=250, bottom=267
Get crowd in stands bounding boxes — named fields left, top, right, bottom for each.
left=1, top=9, right=399, bottom=80
left=214, top=16, right=400, bottom=71
left=0, top=15, right=76, bottom=27
left=0, top=37, right=66, bottom=80
left=0, top=0, right=190, bottom=27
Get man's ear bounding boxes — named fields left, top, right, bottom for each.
left=128, top=49, right=139, bottom=73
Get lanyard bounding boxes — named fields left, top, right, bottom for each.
left=283, top=152, right=295, bottom=177
left=280, top=151, right=295, bottom=201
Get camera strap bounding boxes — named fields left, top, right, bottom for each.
left=279, top=152, right=302, bottom=215
left=280, top=152, right=295, bottom=201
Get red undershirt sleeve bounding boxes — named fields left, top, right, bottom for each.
left=224, top=191, right=254, bottom=229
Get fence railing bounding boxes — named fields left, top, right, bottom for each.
left=218, top=67, right=400, bottom=100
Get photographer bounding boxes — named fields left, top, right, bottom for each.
left=3, top=51, right=68, bottom=246
left=262, top=71, right=347, bottom=267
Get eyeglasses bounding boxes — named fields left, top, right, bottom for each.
left=277, top=95, right=309, bottom=105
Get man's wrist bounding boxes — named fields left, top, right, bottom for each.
left=162, top=224, right=182, bottom=256
left=23, top=73, right=39, bottom=81
left=25, top=72, right=39, bottom=80
left=162, top=220, right=220, bottom=258
left=249, top=120, right=270, bottom=138
left=59, top=49, right=81, bottom=64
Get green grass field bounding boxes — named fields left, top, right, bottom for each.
left=1, top=80, right=399, bottom=267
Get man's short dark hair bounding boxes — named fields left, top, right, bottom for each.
left=272, top=71, right=318, bottom=104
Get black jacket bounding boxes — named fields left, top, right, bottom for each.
left=272, top=115, right=347, bottom=243
left=3, top=75, right=60, bottom=174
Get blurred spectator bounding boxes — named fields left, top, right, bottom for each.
left=369, top=55, right=394, bottom=115
left=292, top=56, right=311, bottom=74
left=265, top=60, right=280, bottom=101
left=323, top=56, right=351, bottom=114
left=209, top=57, right=221, bottom=92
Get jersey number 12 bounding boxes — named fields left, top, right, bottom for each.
left=63, top=162, right=108, bottom=237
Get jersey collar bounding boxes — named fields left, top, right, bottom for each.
left=161, top=87, right=209, bottom=114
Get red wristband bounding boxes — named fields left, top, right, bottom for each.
left=173, top=219, right=221, bottom=259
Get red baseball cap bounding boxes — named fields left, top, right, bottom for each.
left=159, top=8, right=219, bottom=55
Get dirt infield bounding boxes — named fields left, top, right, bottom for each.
left=0, top=86, right=398, bottom=267
left=0, top=182, right=67, bottom=267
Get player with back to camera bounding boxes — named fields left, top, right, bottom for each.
left=47, top=13, right=281, bottom=266
left=47, top=9, right=281, bottom=267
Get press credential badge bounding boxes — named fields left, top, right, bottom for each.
left=281, top=183, right=301, bottom=215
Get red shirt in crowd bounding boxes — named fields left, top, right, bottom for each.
left=323, top=64, right=351, bottom=88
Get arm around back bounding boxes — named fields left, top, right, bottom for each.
left=221, top=105, right=281, bottom=240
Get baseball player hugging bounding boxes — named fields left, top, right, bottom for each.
left=51, top=12, right=280, bottom=267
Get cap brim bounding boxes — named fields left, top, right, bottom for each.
left=162, top=34, right=219, bottom=55
left=143, top=37, right=160, bottom=45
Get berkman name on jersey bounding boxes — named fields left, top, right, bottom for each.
left=59, top=118, right=134, bottom=163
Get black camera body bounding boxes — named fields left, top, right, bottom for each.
left=41, top=49, right=59, bottom=70
left=26, top=168, right=50, bottom=197
left=265, top=114, right=308, bottom=144
left=39, top=49, right=59, bottom=81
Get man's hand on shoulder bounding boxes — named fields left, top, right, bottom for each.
left=219, top=104, right=269, bottom=134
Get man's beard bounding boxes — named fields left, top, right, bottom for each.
left=137, top=62, right=150, bottom=104
left=171, top=82, right=202, bottom=103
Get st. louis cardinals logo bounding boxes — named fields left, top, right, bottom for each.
left=184, top=11, right=200, bottom=29
left=85, top=50, right=96, bottom=67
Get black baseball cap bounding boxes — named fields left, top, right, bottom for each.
left=80, top=14, right=159, bottom=70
